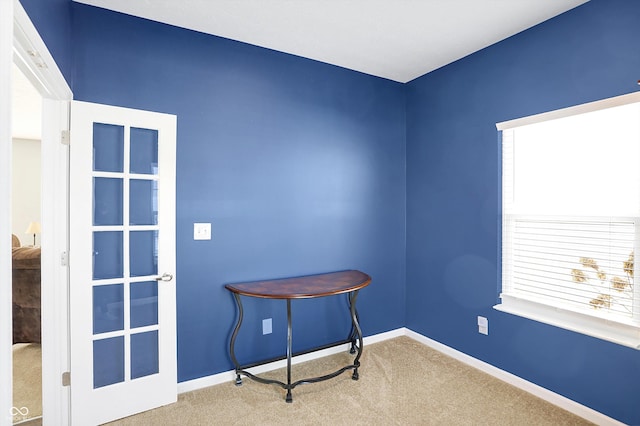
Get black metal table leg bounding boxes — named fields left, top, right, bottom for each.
left=349, top=290, right=363, bottom=380
left=347, top=291, right=361, bottom=355
left=229, top=292, right=244, bottom=386
left=285, top=299, right=293, bottom=403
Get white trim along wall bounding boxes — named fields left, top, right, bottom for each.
left=1, top=0, right=15, bottom=422
left=177, top=328, right=623, bottom=426
left=4, top=2, right=72, bottom=426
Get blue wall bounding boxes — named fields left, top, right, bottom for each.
left=20, top=0, right=640, bottom=423
left=70, top=4, right=407, bottom=382
left=406, top=1, right=640, bottom=424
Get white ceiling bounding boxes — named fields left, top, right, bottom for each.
left=73, top=0, right=588, bottom=83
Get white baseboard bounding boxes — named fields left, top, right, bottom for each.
left=177, top=327, right=621, bottom=425
left=403, top=328, right=624, bottom=426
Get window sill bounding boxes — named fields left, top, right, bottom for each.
left=494, top=294, right=640, bottom=350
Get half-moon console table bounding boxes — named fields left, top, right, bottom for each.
left=225, top=270, right=371, bottom=403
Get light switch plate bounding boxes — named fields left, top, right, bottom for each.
left=193, top=223, right=211, bottom=240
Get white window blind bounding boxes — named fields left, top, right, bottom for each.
left=497, top=93, right=640, bottom=348
left=505, top=216, right=635, bottom=320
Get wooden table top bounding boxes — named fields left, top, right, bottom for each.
left=225, top=270, right=371, bottom=299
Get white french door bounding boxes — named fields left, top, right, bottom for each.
left=69, top=101, right=177, bottom=425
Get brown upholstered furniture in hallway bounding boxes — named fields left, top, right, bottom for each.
left=12, top=234, right=41, bottom=344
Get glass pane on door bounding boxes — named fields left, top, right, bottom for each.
left=93, top=123, right=124, bottom=172
left=130, top=127, right=158, bottom=175
left=130, top=281, right=158, bottom=328
left=93, top=337, right=125, bottom=389
left=93, top=232, right=123, bottom=280
left=93, top=284, right=124, bottom=334
left=94, top=177, right=123, bottom=226
left=130, top=179, right=157, bottom=225
left=130, top=231, right=158, bottom=277
left=131, top=331, right=159, bottom=379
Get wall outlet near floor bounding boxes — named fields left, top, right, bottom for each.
left=193, top=222, right=211, bottom=240
left=262, top=318, right=272, bottom=335
left=477, top=316, right=489, bottom=335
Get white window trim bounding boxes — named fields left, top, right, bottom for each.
left=495, top=294, right=640, bottom=349
left=497, top=91, right=640, bottom=131
left=495, top=91, right=640, bottom=350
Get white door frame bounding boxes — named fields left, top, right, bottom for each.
left=2, top=1, right=72, bottom=425
left=0, top=0, right=15, bottom=421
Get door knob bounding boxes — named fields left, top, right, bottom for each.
left=155, top=273, right=173, bottom=282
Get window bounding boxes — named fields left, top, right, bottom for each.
left=496, top=92, right=640, bottom=349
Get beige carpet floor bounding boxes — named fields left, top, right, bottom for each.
left=107, top=337, right=593, bottom=426
left=12, top=343, right=42, bottom=424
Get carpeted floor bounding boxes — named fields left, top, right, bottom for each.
left=107, top=337, right=593, bottom=426
left=12, top=343, right=42, bottom=424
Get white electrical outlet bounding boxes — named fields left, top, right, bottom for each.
left=193, top=222, right=211, bottom=240
left=477, top=316, right=488, bottom=335
left=262, top=318, right=272, bottom=335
